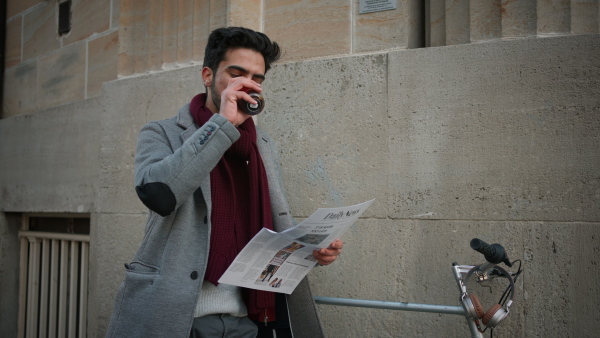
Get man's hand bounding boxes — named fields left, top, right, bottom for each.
left=313, top=239, right=343, bottom=266
left=219, top=78, right=262, bottom=127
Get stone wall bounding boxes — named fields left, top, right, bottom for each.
left=3, top=0, right=119, bottom=118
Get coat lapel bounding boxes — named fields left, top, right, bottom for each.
left=257, top=130, right=295, bottom=232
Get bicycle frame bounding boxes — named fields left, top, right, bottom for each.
left=314, top=263, right=486, bottom=338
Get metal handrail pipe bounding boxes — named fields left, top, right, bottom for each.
left=313, top=297, right=466, bottom=315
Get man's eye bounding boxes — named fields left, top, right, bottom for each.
left=230, top=73, right=241, bottom=78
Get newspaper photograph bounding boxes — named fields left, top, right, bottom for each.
left=218, top=199, right=374, bottom=294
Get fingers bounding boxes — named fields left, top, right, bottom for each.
left=329, top=238, right=343, bottom=250
left=312, top=239, right=343, bottom=266
left=219, top=78, right=262, bottom=126
left=231, top=77, right=262, bottom=94
left=312, top=249, right=340, bottom=265
left=225, top=77, right=262, bottom=102
left=222, top=79, right=260, bottom=102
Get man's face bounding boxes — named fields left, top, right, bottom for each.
left=204, top=48, right=266, bottom=113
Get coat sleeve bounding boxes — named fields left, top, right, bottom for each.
left=134, top=113, right=240, bottom=216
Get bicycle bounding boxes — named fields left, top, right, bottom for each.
left=314, top=238, right=523, bottom=337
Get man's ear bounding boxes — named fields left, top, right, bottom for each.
left=201, top=67, right=213, bottom=87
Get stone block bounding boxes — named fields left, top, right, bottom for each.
left=387, top=35, right=600, bottom=222
left=445, top=0, right=470, bottom=45
left=192, top=0, right=210, bottom=62
left=64, top=0, right=111, bottom=45
left=98, top=66, right=203, bottom=214
left=196, top=0, right=233, bottom=60
left=264, top=0, right=351, bottom=62
left=469, top=0, right=502, bottom=42
left=160, top=0, right=215, bottom=66
left=118, top=0, right=162, bottom=75
left=522, top=222, right=600, bottom=337
left=22, top=1, right=60, bottom=61
left=427, top=0, right=446, bottom=47
left=129, top=1, right=152, bottom=74
left=536, top=0, right=571, bottom=35
left=571, top=0, right=600, bottom=35
left=5, top=17, right=22, bottom=68
left=229, top=0, right=262, bottom=32
left=353, top=0, right=415, bottom=52
left=88, top=31, right=119, bottom=98
left=177, top=0, right=194, bottom=64
left=146, top=0, right=164, bottom=71
left=90, top=212, right=147, bottom=337
left=37, top=42, right=86, bottom=109
left=3, top=60, right=38, bottom=117
left=117, top=0, right=135, bottom=76
left=112, top=0, right=120, bottom=28
left=209, top=0, right=227, bottom=30
left=259, top=54, right=388, bottom=218
left=162, top=0, right=178, bottom=65
left=0, top=98, right=101, bottom=212
left=500, top=0, right=536, bottom=38
left=6, top=0, right=44, bottom=18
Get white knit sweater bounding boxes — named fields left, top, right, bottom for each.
left=193, top=281, right=247, bottom=318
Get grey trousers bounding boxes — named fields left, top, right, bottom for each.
left=189, top=314, right=258, bottom=338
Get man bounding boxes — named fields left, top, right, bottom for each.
left=106, top=27, right=343, bottom=338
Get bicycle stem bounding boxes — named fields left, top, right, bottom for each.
left=453, top=264, right=485, bottom=338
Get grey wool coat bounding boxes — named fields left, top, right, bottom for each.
left=105, top=104, right=324, bottom=338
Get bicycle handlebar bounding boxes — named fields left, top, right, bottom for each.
left=470, top=238, right=512, bottom=267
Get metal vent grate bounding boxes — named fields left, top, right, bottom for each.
left=18, top=215, right=90, bottom=338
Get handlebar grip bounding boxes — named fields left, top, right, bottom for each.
left=470, top=238, right=496, bottom=257
left=470, top=238, right=512, bottom=267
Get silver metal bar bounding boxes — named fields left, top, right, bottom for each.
left=313, top=297, right=465, bottom=315
left=39, top=239, right=50, bottom=338
left=18, top=237, right=28, bottom=338
left=68, top=242, right=79, bottom=338
left=19, top=231, right=90, bottom=243
left=78, top=242, right=89, bottom=338
left=26, top=238, right=41, bottom=338
left=49, top=240, right=59, bottom=338
left=58, top=240, right=68, bottom=338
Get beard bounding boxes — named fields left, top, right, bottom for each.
left=209, top=81, right=221, bottom=110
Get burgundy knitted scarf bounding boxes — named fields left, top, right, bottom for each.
left=190, top=93, right=275, bottom=321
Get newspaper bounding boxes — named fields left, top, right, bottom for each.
left=218, top=199, right=374, bottom=294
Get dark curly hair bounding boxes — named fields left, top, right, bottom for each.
left=203, top=27, right=282, bottom=74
